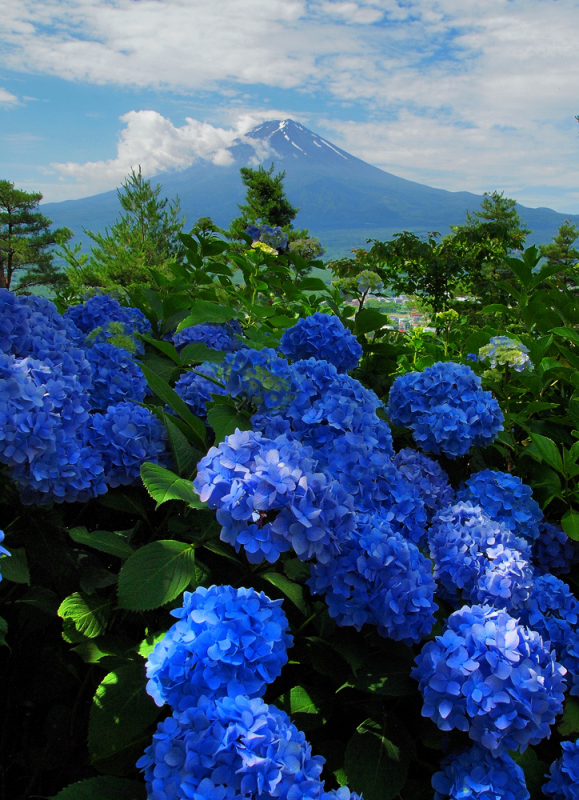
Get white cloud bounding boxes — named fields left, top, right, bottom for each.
left=49, top=110, right=279, bottom=193
left=0, top=87, right=19, bottom=106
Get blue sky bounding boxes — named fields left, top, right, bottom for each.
left=2, top=0, right=579, bottom=213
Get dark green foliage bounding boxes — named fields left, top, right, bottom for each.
left=228, top=163, right=299, bottom=239
left=0, top=179, right=72, bottom=291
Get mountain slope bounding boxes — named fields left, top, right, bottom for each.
left=41, top=119, right=579, bottom=258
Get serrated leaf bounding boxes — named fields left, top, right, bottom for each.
left=558, top=696, right=579, bottom=736
left=52, top=776, right=146, bottom=800
left=530, top=433, right=564, bottom=474
left=354, top=308, right=389, bottom=335
left=117, top=540, right=197, bottom=611
left=68, top=527, right=134, bottom=559
left=140, top=334, right=181, bottom=364
left=58, top=593, right=111, bottom=639
left=162, top=413, right=201, bottom=476
left=276, top=686, right=325, bottom=731
left=136, top=631, right=167, bottom=658
left=562, top=510, right=579, bottom=541
left=176, top=301, right=239, bottom=329
left=72, top=635, right=136, bottom=665
left=1, top=547, right=29, bottom=584
left=206, top=404, right=252, bottom=444
left=261, top=572, right=308, bottom=615
left=179, top=342, right=226, bottom=365
left=140, top=462, right=204, bottom=508
left=88, top=663, right=159, bottom=761
left=344, top=718, right=411, bottom=800
left=137, top=361, right=206, bottom=449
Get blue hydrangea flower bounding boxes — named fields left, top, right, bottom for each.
left=309, top=515, right=437, bottom=644
left=0, top=531, right=10, bottom=581
left=85, top=342, right=148, bottom=411
left=479, top=336, right=532, bottom=373
left=393, top=448, right=454, bottom=521
left=543, top=739, right=579, bottom=800
left=146, top=585, right=293, bottom=710
left=469, top=547, right=534, bottom=613
left=533, top=522, right=579, bottom=576
left=63, top=293, right=150, bottom=338
left=457, top=470, right=543, bottom=543
left=279, top=313, right=363, bottom=373
left=85, top=401, right=167, bottom=487
left=245, top=223, right=288, bottom=250
left=193, top=429, right=355, bottom=564
left=432, top=745, right=529, bottom=800
left=173, top=362, right=226, bottom=419
left=173, top=322, right=242, bottom=353
left=517, top=574, right=579, bottom=658
left=138, top=695, right=325, bottom=800
left=220, top=348, right=296, bottom=412
left=412, top=604, right=567, bottom=754
left=429, top=502, right=531, bottom=605
left=562, top=630, right=579, bottom=698
left=0, top=352, right=106, bottom=504
left=387, top=362, right=504, bottom=458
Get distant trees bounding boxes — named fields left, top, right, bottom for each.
left=61, top=168, right=185, bottom=293
left=0, top=180, right=72, bottom=292
left=228, top=164, right=299, bottom=241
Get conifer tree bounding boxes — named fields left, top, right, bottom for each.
left=228, top=164, right=298, bottom=240
left=0, top=180, right=72, bottom=291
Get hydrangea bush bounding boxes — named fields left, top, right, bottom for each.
left=3, top=252, right=579, bottom=800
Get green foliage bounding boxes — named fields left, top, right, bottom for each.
left=61, top=168, right=185, bottom=293
left=228, top=163, right=299, bottom=240
left=117, top=541, right=199, bottom=611
left=0, top=179, right=72, bottom=291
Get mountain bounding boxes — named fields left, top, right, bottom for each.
left=41, top=119, right=579, bottom=259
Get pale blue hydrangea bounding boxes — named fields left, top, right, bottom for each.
left=146, top=585, right=292, bottom=710
left=478, top=336, right=532, bottom=372
left=412, top=604, right=566, bottom=754
left=279, top=313, right=362, bottom=373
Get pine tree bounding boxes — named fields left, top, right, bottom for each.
left=539, top=220, right=579, bottom=268
left=62, top=168, right=185, bottom=293
left=228, top=164, right=299, bottom=240
left=0, top=180, right=72, bottom=291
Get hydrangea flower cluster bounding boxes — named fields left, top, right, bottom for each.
left=478, top=336, right=532, bottom=372
left=533, top=522, right=579, bottom=576
left=220, top=348, right=297, bottom=413
left=245, top=224, right=288, bottom=251
left=63, top=293, right=150, bottom=341
left=429, top=502, right=531, bottom=605
left=457, top=470, right=543, bottom=543
left=0, top=290, right=168, bottom=504
left=140, top=586, right=361, bottom=800
left=173, top=362, right=226, bottom=419
left=387, top=362, right=504, bottom=458
left=308, top=515, right=437, bottom=644
left=432, top=745, right=529, bottom=800
left=173, top=321, right=242, bottom=353
left=412, top=604, right=567, bottom=754
left=146, top=585, right=293, bottom=710
left=193, top=429, right=355, bottom=564
left=516, top=574, right=579, bottom=657
left=393, top=448, right=454, bottom=521
left=279, top=312, right=362, bottom=373
left=543, top=739, right=579, bottom=800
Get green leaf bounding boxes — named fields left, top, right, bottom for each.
left=351, top=653, right=415, bottom=697
left=177, top=301, right=239, bottom=329
left=529, top=433, right=564, bottom=474
left=68, top=527, right=134, bottom=559
left=98, top=491, right=149, bottom=519
left=88, top=663, right=159, bottom=762
left=162, top=413, right=201, bottom=477
left=15, top=586, right=60, bottom=616
left=481, top=303, right=512, bottom=315
left=72, top=635, right=136, bottom=665
left=0, top=616, right=8, bottom=648
left=140, top=334, right=180, bottom=364
left=117, top=540, right=197, bottom=611
left=179, top=342, right=226, bottom=365
left=354, top=308, right=389, bottom=335
left=344, top=718, right=411, bottom=800
left=206, top=404, right=252, bottom=444
left=58, top=593, right=111, bottom=639
left=136, top=631, right=167, bottom=658
left=1, top=547, right=29, bottom=584
left=558, top=696, right=579, bottom=736
left=52, top=776, right=146, bottom=800
left=510, top=748, right=548, bottom=800
left=562, top=510, right=579, bottom=541
left=298, top=277, right=329, bottom=292
left=137, top=361, right=206, bottom=449
left=276, top=686, right=325, bottom=731
left=140, top=462, right=204, bottom=508
left=261, top=572, right=308, bottom=615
